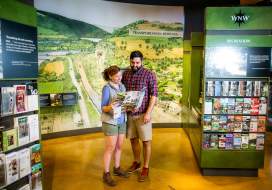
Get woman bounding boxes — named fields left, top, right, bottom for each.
left=101, top=65, right=128, bottom=186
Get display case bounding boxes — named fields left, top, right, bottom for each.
left=188, top=6, right=272, bottom=176
left=201, top=78, right=268, bottom=173
left=0, top=1, right=43, bottom=188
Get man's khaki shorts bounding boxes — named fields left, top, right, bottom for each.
left=127, top=114, right=152, bottom=141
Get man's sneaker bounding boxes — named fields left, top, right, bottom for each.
left=113, top=167, right=129, bottom=178
left=138, top=167, right=149, bottom=182
left=103, top=172, right=116, bottom=186
left=127, top=161, right=141, bottom=174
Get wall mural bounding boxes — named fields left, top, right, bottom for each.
left=35, top=0, right=184, bottom=134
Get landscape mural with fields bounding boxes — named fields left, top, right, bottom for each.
left=37, top=5, right=184, bottom=134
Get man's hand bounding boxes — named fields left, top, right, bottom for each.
left=142, top=96, right=156, bottom=124
left=143, top=112, right=151, bottom=124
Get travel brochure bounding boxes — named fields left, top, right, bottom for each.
left=1, top=114, right=40, bottom=152
left=206, top=80, right=268, bottom=97
left=0, top=83, right=39, bottom=116
left=204, top=97, right=267, bottom=115
left=203, top=115, right=266, bottom=133
left=112, top=89, right=145, bottom=119
left=0, top=143, right=42, bottom=188
left=204, top=78, right=268, bottom=151
left=203, top=133, right=264, bottom=150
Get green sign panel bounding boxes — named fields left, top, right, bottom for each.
left=206, top=35, right=272, bottom=47
left=206, top=7, right=272, bottom=30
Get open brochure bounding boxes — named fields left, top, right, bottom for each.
left=112, top=88, right=145, bottom=119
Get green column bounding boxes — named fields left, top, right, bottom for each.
left=190, top=32, right=204, bottom=111
left=182, top=40, right=192, bottom=107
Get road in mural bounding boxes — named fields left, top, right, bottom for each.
left=36, top=0, right=184, bottom=134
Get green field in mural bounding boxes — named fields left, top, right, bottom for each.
left=38, top=57, right=77, bottom=94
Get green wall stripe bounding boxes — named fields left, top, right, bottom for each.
left=0, top=0, right=36, bottom=27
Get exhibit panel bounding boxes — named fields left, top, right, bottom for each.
left=192, top=6, right=272, bottom=176
left=34, top=0, right=185, bottom=136
left=0, top=0, right=43, bottom=189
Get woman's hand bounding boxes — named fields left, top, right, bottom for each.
left=110, top=101, right=119, bottom=109
left=102, top=101, right=119, bottom=113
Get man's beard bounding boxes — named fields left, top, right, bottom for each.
left=131, top=65, right=142, bottom=73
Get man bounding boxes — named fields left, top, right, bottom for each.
left=122, top=50, right=158, bottom=182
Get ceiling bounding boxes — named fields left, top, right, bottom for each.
left=19, top=0, right=271, bottom=6
left=105, top=0, right=240, bottom=6
left=106, top=0, right=271, bottom=6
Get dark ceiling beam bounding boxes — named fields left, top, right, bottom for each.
left=17, top=0, right=271, bottom=8
left=18, top=0, right=34, bottom=6
left=105, top=0, right=240, bottom=6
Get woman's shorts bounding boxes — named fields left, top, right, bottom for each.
left=102, top=122, right=126, bottom=136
